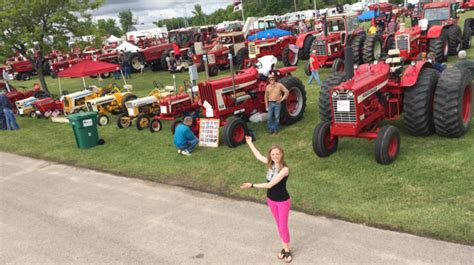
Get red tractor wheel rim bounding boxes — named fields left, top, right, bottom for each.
left=462, top=85, right=472, bottom=125
left=288, top=49, right=297, bottom=65
left=388, top=137, right=399, bottom=158
left=337, top=62, right=344, bottom=72
left=324, top=130, right=335, bottom=150
left=152, top=121, right=161, bottom=130
left=286, top=87, right=303, bottom=116
left=233, top=125, right=245, bottom=143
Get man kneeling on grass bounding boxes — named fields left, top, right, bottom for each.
left=174, top=116, right=198, bottom=156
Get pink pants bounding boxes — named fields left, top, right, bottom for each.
left=267, top=198, right=291, bottom=244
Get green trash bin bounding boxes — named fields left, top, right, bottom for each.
left=67, top=112, right=99, bottom=149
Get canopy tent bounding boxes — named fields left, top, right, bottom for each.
left=115, top=41, right=139, bottom=53
left=106, top=35, right=121, bottom=43
left=57, top=59, right=122, bottom=95
left=358, top=10, right=376, bottom=21
left=247, top=29, right=292, bottom=41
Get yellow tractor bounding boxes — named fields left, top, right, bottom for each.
left=15, top=97, right=38, bottom=117
left=85, top=86, right=136, bottom=126
left=61, top=86, right=105, bottom=115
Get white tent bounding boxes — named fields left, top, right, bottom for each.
left=115, top=41, right=140, bottom=53
left=106, top=35, right=121, bottom=44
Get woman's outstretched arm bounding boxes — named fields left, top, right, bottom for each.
left=245, top=136, right=267, bottom=163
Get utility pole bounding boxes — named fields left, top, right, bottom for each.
left=241, top=0, right=245, bottom=22
left=313, top=0, right=317, bottom=13
left=294, top=0, right=297, bottom=12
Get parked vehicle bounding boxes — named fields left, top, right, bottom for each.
left=32, top=97, right=64, bottom=118
left=85, top=87, right=136, bottom=126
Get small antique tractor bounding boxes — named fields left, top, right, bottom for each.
left=198, top=55, right=307, bottom=147
left=61, top=86, right=104, bottom=115
left=313, top=48, right=472, bottom=164
left=32, top=97, right=64, bottom=118
left=15, top=97, right=38, bottom=117
left=85, top=87, right=136, bottom=126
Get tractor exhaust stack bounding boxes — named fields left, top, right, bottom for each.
left=344, top=46, right=354, bottom=79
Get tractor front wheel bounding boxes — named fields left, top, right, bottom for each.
left=282, top=46, right=298, bottom=66
left=236, top=47, right=249, bottom=69
left=319, top=72, right=347, bottom=122
left=21, top=72, right=31, bottom=81
left=279, top=76, right=307, bottom=125
left=362, top=34, right=383, bottom=64
left=374, top=125, right=401, bottom=165
left=447, top=25, right=462, bottom=56
left=29, top=111, right=37, bottom=118
left=98, top=114, right=109, bottom=126
left=149, top=119, right=162, bottom=133
left=223, top=116, right=248, bottom=148
left=313, top=122, right=338, bottom=157
left=208, top=65, right=219, bottom=77
left=116, top=113, right=131, bottom=129
left=300, top=35, right=315, bottom=60
left=429, top=31, right=449, bottom=62
left=130, top=54, right=142, bottom=72
left=331, top=58, right=344, bottom=73
left=351, top=33, right=366, bottom=65
left=462, top=26, right=472, bottom=49
left=434, top=67, right=472, bottom=137
left=136, top=114, right=150, bottom=130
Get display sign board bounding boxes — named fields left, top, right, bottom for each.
left=199, top=118, right=220, bottom=147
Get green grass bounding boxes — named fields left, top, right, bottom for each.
left=2, top=11, right=474, bottom=245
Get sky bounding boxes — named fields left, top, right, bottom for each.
left=91, top=0, right=235, bottom=25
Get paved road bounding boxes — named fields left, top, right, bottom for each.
left=1, top=152, right=473, bottom=264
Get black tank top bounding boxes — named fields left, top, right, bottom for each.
left=266, top=166, right=290, bottom=201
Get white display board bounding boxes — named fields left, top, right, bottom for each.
left=199, top=118, right=220, bottom=148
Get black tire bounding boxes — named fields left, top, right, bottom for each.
left=462, top=26, right=472, bottom=49
left=100, top=72, right=111, bottom=79
left=429, top=31, right=449, bottom=62
left=279, top=76, right=307, bottom=125
left=135, top=114, right=150, bottom=130
left=403, top=68, right=439, bottom=136
left=236, top=47, right=249, bottom=69
left=208, top=65, right=219, bottom=77
left=304, top=62, right=311, bottom=76
left=434, top=67, right=472, bottom=137
left=171, top=119, right=182, bottom=134
left=374, top=125, right=401, bottom=165
left=319, top=72, right=347, bottom=122
left=98, top=114, right=109, bottom=126
left=21, top=72, right=31, bottom=81
left=351, top=33, right=366, bottom=65
left=300, top=35, right=315, bottom=60
left=150, top=61, right=161, bottom=71
left=447, top=25, right=462, bottom=56
left=121, top=94, right=137, bottom=113
left=50, top=71, right=57, bottom=79
left=312, top=122, right=338, bottom=157
left=331, top=58, right=344, bottom=73
left=29, top=111, right=37, bottom=118
left=116, top=113, right=131, bottom=129
left=222, top=116, right=248, bottom=148
left=362, top=34, right=383, bottom=64
left=282, top=46, right=298, bottom=66
left=149, top=119, right=162, bottom=133
left=384, top=34, right=395, bottom=53
left=129, top=54, right=142, bottom=72
left=160, top=49, right=172, bottom=71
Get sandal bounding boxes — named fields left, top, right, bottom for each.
left=277, top=249, right=285, bottom=260
left=283, top=251, right=293, bottom=263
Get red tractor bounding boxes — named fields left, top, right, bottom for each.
left=417, top=1, right=469, bottom=62
left=32, top=97, right=64, bottom=118
left=313, top=48, right=472, bottom=164
left=49, top=56, right=82, bottom=78
left=307, top=13, right=367, bottom=74
left=5, top=57, right=35, bottom=81
left=294, top=17, right=324, bottom=60
left=1, top=81, right=48, bottom=113
left=197, top=56, right=307, bottom=147
left=460, top=0, right=474, bottom=10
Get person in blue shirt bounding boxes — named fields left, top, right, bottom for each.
left=173, top=116, right=198, bottom=156
left=0, top=90, right=19, bottom=130
left=427, top=52, right=447, bottom=73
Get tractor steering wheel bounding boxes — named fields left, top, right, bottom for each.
left=153, top=81, right=164, bottom=89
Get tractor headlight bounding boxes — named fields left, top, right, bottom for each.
left=410, top=61, right=416, bottom=67
left=353, top=64, right=358, bottom=70
left=332, top=91, right=339, bottom=98
left=347, top=91, right=354, bottom=97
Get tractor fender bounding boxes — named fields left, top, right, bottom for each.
left=426, top=25, right=445, bottom=39
left=296, top=33, right=313, bottom=48
left=276, top=66, right=297, bottom=75
left=400, top=61, right=432, bottom=87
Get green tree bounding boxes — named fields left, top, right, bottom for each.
left=97, top=18, right=122, bottom=38
left=192, top=4, right=206, bottom=26
left=118, top=10, right=136, bottom=34
left=0, top=0, right=104, bottom=94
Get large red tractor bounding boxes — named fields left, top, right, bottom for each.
left=313, top=48, right=472, bottom=164
left=197, top=55, right=307, bottom=147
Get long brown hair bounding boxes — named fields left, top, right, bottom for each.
left=266, top=144, right=288, bottom=170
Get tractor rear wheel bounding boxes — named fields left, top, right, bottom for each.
left=98, top=114, right=109, bottom=126
left=171, top=119, right=182, bottom=134
left=300, top=35, right=315, bottom=60
left=129, top=54, right=142, bottom=72
left=331, top=58, right=344, bottom=73
left=429, top=31, right=449, bottom=62
left=236, top=47, right=249, bottom=69
left=116, top=113, right=131, bottom=129
left=351, top=33, right=366, bottom=65
left=149, top=119, right=162, bottom=133
left=121, top=94, right=137, bottom=114
left=208, top=65, right=219, bottom=77
left=312, top=122, right=338, bottom=157
left=362, top=34, right=383, bottom=64
left=403, top=68, right=439, bottom=136
left=223, top=116, right=248, bottom=148
left=447, top=25, right=462, bottom=56
left=462, top=26, right=472, bottom=49
left=304, top=62, right=311, bottom=76
left=434, top=67, right=472, bottom=137
left=160, top=49, right=172, bottom=71
left=21, top=72, right=31, bottom=81
left=279, top=76, right=307, bottom=125
left=319, top=72, right=347, bottom=122
left=136, top=114, right=150, bottom=130
left=282, top=46, right=298, bottom=66
left=375, top=125, right=400, bottom=165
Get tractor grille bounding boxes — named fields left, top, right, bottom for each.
left=313, top=41, right=326, bottom=56
left=396, top=35, right=409, bottom=51
left=198, top=83, right=217, bottom=115
left=332, top=90, right=356, bottom=123
left=248, top=42, right=257, bottom=58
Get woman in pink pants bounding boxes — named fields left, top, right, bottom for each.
left=241, top=136, right=292, bottom=263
